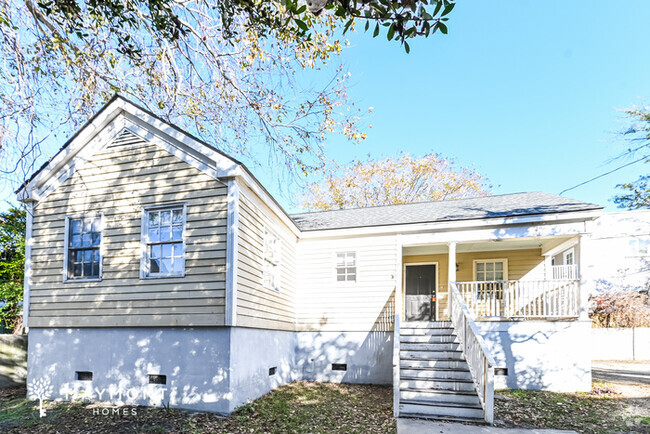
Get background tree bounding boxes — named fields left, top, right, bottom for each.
left=612, top=108, right=650, bottom=209
left=0, top=0, right=456, bottom=198
left=0, top=207, right=25, bottom=333
left=300, top=153, right=491, bottom=210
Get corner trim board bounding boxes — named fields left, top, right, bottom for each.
left=225, top=179, right=240, bottom=326
left=22, top=203, right=34, bottom=330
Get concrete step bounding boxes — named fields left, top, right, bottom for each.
left=400, top=359, right=469, bottom=370
left=400, top=350, right=463, bottom=360
left=400, top=388, right=481, bottom=406
left=399, top=401, right=484, bottom=421
left=400, top=342, right=461, bottom=352
left=400, top=368, right=472, bottom=381
left=402, top=321, right=452, bottom=329
left=400, top=334, right=457, bottom=344
left=399, top=378, right=476, bottom=392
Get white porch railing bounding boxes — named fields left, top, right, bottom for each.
left=551, top=264, right=578, bottom=280
left=456, top=280, right=580, bottom=319
left=450, top=282, right=495, bottom=425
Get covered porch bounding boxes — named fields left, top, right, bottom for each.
left=401, top=235, right=583, bottom=321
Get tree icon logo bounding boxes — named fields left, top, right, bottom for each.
left=28, top=378, right=53, bottom=418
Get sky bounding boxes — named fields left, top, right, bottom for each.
left=263, top=0, right=650, bottom=213
left=2, top=0, right=649, bottom=213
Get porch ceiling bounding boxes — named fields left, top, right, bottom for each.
left=403, top=236, right=576, bottom=255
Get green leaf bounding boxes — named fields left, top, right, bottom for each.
left=365, top=20, right=370, bottom=31
left=373, top=23, right=380, bottom=37
left=442, top=2, right=455, bottom=16
left=404, top=41, right=410, bottom=53
left=433, top=0, right=443, bottom=16
left=387, top=23, right=395, bottom=40
left=438, top=21, right=448, bottom=34
left=294, top=19, right=308, bottom=31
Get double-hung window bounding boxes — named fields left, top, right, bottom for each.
left=263, top=228, right=280, bottom=291
left=336, top=252, right=356, bottom=282
left=474, top=259, right=507, bottom=299
left=142, top=206, right=186, bottom=278
left=65, top=215, right=102, bottom=281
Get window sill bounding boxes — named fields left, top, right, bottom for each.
left=141, top=273, right=186, bottom=280
left=63, top=277, right=102, bottom=283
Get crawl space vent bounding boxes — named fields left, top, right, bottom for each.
left=331, top=363, right=347, bottom=371
left=269, top=367, right=277, bottom=376
left=76, top=371, right=93, bottom=381
left=148, top=374, right=167, bottom=385
left=495, top=368, right=508, bottom=376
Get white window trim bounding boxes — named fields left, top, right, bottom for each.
left=563, top=248, right=575, bottom=265
left=472, top=258, right=509, bottom=282
left=628, top=237, right=650, bottom=257
left=262, top=226, right=281, bottom=292
left=335, top=251, right=358, bottom=284
left=62, top=212, right=105, bottom=283
left=140, top=203, right=187, bottom=279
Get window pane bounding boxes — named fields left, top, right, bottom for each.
left=83, top=250, right=93, bottom=262
left=336, top=274, right=346, bottom=282
left=162, top=243, right=173, bottom=258
left=148, top=228, right=160, bottom=242
left=173, top=243, right=184, bottom=257
left=82, top=233, right=92, bottom=247
left=477, top=271, right=484, bottom=281
left=73, top=264, right=82, bottom=276
left=92, top=262, right=99, bottom=276
left=83, top=263, right=92, bottom=277
left=161, top=258, right=172, bottom=273
left=92, top=219, right=101, bottom=232
left=161, top=211, right=171, bottom=225
left=92, top=232, right=101, bottom=246
left=72, top=234, right=81, bottom=248
left=347, top=274, right=356, bottom=281
left=347, top=267, right=355, bottom=275
left=486, top=262, right=494, bottom=272
left=477, top=263, right=484, bottom=272
left=83, top=220, right=92, bottom=232
left=151, top=244, right=161, bottom=259
left=336, top=255, right=345, bottom=267
left=160, top=227, right=171, bottom=242
left=495, top=262, right=503, bottom=271
left=346, top=254, right=355, bottom=266
left=75, top=250, right=83, bottom=262
left=71, top=219, right=81, bottom=234
left=495, top=271, right=504, bottom=280
left=93, top=250, right=100, bottom=261
left=486, top=271, right=494, bottom=281
left=150, top=259, right=160, bottom=273
left=172, top=259, right=183, bottom=273
left=172, top=210, right=183, bottom=224
left=148, top=212, right=159, bottom=226
left=172, top=225, right=183, bottom=241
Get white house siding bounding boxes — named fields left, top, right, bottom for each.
left=582, top=210, right=650, bottom=293
left=235, top=184, right=298, bottom=331
left=296, top=234, right=397, bottom=332
left=29, top=137, right=228, bottom=327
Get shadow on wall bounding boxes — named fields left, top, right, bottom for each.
left=479, top=321, right=591, bottom=392
left=295, top=291, right=395, bottom=385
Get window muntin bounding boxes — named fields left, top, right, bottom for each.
left=263, top=228, right=280, bottom=291
left=336, top=252, right=356, bottom=282
left=143, top=207, right=185, bottom=277
left=66, top=216, right=102, bottom=280
left=475, top=260, right=506, bottom=281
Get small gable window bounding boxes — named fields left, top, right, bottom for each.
left=263, top=228, right=280, bottom=291
left=65, top=215, right=103, bottom=281
left=141, top=205, right=186, bottom=278
left=336, top=252, right=356, bottom=282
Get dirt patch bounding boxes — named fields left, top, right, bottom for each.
left=0, top=382, right=396, bottom=433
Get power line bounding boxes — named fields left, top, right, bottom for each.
left=559, top=155, right=649, bottom=195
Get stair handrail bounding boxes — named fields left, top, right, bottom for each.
left=450, top=281, right=495, bottom=425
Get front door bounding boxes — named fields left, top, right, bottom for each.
left=405, top=264, right=436, bottom=321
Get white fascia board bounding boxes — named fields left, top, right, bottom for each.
left=298, top=209, right=602, bottom=241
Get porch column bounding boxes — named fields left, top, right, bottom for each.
left=578, top=234, right=592, bottom=321
left=448, top=241, right=457, bottom=284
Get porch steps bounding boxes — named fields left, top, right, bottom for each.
left=399, top=321, right=484, bottom=422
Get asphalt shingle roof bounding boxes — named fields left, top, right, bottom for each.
left=289, top=192, right=602, bottom=231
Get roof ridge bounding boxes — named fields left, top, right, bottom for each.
left=290, top=191, right=543, bottom=217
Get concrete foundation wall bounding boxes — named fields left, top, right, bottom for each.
left=295, top=331, right=393, bottom=384
left=476, top=320, right=592, bottom=392
left=28, top=328, right=232, bottom=413
left=592, top=327, right=650, bottom=360
left=0, top=335, right=27, bottom=387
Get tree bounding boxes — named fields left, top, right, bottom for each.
left=300, top=153, right=491, bottom=210
left=612, top=108, right=650, bottom=209
left=0, top=0, right=456, bottom=195
left=0, top=207, right=25, bottom=333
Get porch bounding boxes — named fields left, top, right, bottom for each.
left=401, top=236, right=583, bottom=321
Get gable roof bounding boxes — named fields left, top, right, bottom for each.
left=290, top=192, right=603, bottom=231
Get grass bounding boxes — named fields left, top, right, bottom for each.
left=0, top=382, right=395, bottom=433
left=495, top=384, right=650, bottom=434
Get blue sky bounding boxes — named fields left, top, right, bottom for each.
left=2, top=0, right=649, bottom=213
left=265, top=0, right=650, bottom=212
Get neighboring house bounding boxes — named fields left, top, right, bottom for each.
left=19, top=95, right=616, bottom=423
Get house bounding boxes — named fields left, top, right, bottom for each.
left=18, top=95, right=610, bottom=423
